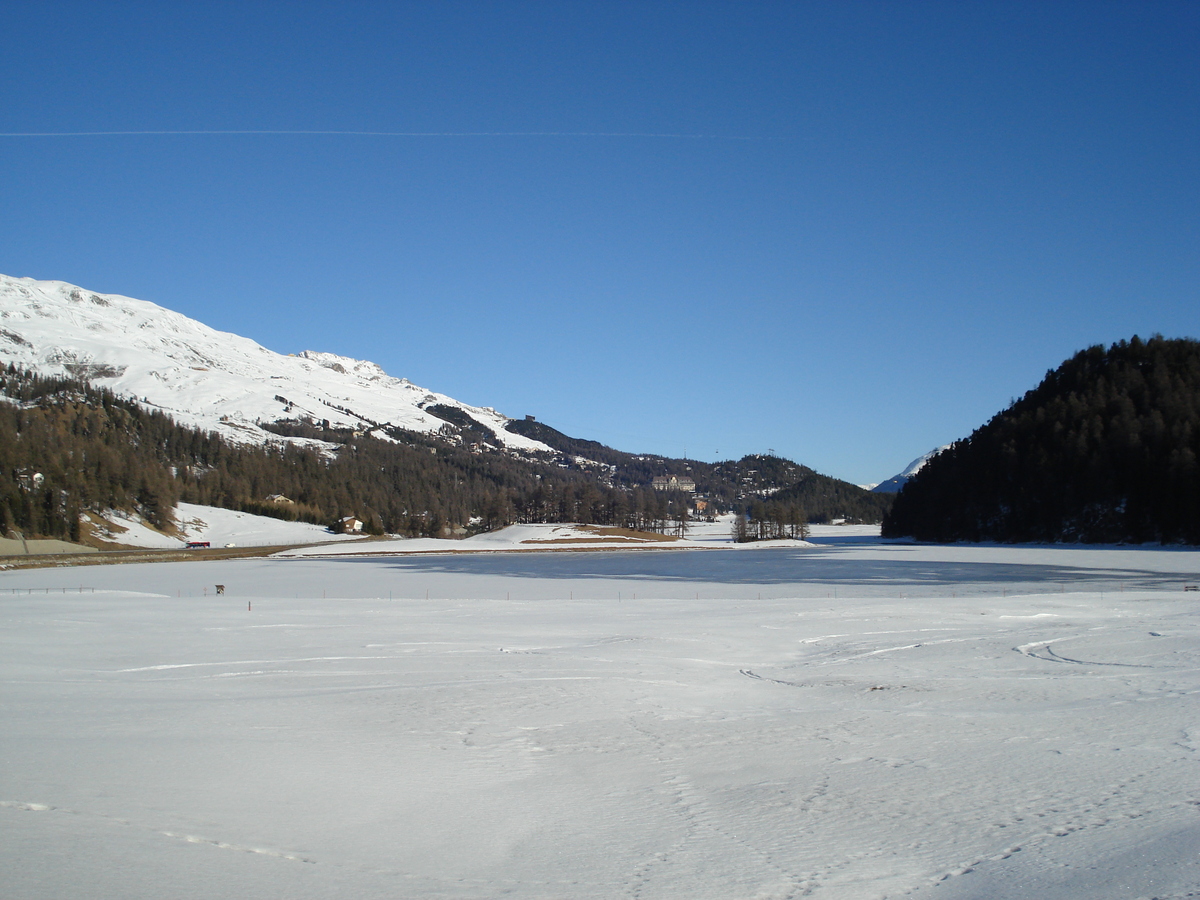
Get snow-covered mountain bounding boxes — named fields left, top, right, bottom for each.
left=871, top=445, right=951, bottom=493
left=0, top=274, right=552, bottom=453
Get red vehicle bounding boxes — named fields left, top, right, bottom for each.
left=185, top=541, right=211, bottom=550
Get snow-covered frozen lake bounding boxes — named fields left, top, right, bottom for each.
left=3, top=533, right=1199, bottom=899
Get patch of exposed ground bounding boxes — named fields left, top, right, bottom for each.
left=521, top=526, right=680, bottom=545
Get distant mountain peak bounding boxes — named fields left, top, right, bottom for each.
left=872, top=445, right=951, bottom=493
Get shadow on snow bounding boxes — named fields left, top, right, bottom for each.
left=336, top=545, right=1199, bottom=590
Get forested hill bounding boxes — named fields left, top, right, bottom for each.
left=508, top=419, right=891, bottom=524
left=1, top=367, right=891, bottom=542
left=883, top=336, right=1200, bottom=544
left=0, top=367, right=679, bottom=540
left=771, top=472, right=895, bottom=524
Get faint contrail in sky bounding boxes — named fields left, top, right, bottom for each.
left=0, top=129, right=760, bottom=139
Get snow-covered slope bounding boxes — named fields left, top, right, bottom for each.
left=872, top=444, right=951, bottom=493
left=0, top=274, right=552, bottom=453
left=83, top=503, right=367, bottom=549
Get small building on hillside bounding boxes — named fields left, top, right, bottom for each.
left=16, top=470, right=45, bottom=491
left=651, top=475, right=696, bottom=493
left=265, top=494, right=295, bottom=505
left=339, top=516, right=364, bottom=534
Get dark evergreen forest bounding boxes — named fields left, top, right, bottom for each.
left=768, top=467, right=894, bottom=524
left=0, top=368, right=678, bottom=539
left=0, top=366, right=891, bottom=543
left=883, top=336, right=1200, bottom=544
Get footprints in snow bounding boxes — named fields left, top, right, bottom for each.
left=2, top=798, right=314, bottom=865
left=160, top=831, right=316, bottom=863
left=740, top=668, right=910, bottom=693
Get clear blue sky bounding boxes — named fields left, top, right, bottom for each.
left=2, top=1, right=1197, bottom=485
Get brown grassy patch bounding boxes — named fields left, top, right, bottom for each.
left=78, top=511, right=185, bottom=550
left=580, top=526, right=680, bottom=542
left=0, top=542, right=330, bottom=570
left=521, top=526, right=679, bottom=545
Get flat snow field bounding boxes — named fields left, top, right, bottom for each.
left=2, top=532, right=1199, bottom=899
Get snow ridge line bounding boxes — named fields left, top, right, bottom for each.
left=118, top=655, right=401, bottom=672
